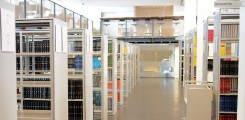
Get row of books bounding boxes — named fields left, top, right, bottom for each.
left=208, top=29, right=214, bottom=42
left=93, top=91, right=101, bottom=106
left=33, top=57, right=50, bottom=70
left=220, top=77, right=238, bottom=94
left=23, top=87, right=51, bottom=99
left=108, top=98, right=112, bottom=111
left=108, top=55, right=113, bottom=67
left=219, top=114, right=237, bottom=120
left=19, top=40, right=50, bottom=53
left=220, top=96, right=237, bottom=112
left=93, top=75, right=101, bottom=88
left=23, top=78, right=50, bottom=81
left=117, top=80, right=120, bottom=102
left=108, top=69, right=112, bottom=82
left=68, top=41, right=83, bottom=53
left=220, top=43, right=239, bottom=57
left=108, top=43, right=113, bottom=53
left=220, top=60, right=238, bottom=75
left=93, top=57, right=101, bottom=69
left=17, top=58, right=20, bottom=70
left=68, top=80, right=83, bottom=99
left=93, top=41, right=101, bottom=52
left=68, top=56, right=83, bottom=70
left=68, top=101, right=83, bottom=120
left=221, top=24, right=239, bottom=39
left=23, top=100, right=51, bottom=110
left=19, top=57, right=50, bottom=71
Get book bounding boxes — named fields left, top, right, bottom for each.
left=23, top=100, right=51, bottom=110
left=220, top=43, right=226, bottom=56
left=68, top=79, right=83, bottom=99
left=68, top=101, right=83, bottom=120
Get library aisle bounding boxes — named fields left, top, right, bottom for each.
left=110, top=78, right=185, bottom=120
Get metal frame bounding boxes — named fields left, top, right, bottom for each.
left=0, top=1, right=17, bottom=120
left=16, top=18, right=68, bottom=120
left=15, top=0, right=91, bottom=29
left=213, top=10, right=240, bottom=120
left=92, top=35, right=108, bottom=120
left=67, top=29, right=93, bottom=120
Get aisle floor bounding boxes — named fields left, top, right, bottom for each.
left=111, top=78, right=185, bottom=120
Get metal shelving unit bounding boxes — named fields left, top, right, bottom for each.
left=179, top=39, right=184, bottom=82
left=213, top=11, right=240, bottom=120
left=16, top=18, right=68, bottom=120
left=203, top=17, right=214, bottom=83
left=93, top=35, right=108, bottom=120
left=183, top=29, right=197, bottom=85
left=67, top=29, right=93, bottom=120
left=107, top=38, right=118, bottom=115
left=117, top=41, right=125, bottom=106
left=0, top=1, right=17, bottom=120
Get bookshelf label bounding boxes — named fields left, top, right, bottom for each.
left=62, top=27, right=68, bottom=53
left=214, top=1, right=245, bottom=8
left=0, top=8, right=15, bottom=52
left=55, top=25, right=62, bottom=53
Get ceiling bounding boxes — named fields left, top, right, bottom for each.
left=60, top=0, right=183, bottom=7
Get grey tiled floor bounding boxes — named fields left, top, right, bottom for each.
left=110, top=78, right=185, bottom=120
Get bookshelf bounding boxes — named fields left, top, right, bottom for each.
left=117, top=41, right=125, bottom=105
left=0, top=1, right=17, bottom=120
left=16, top=18, right=68, bottom=120
left=93, top=35, right=108, bottom=120
left=203, top=17, right=214, bottom=83
left=124, top=42, right=130, bottom=97
left=184, top=29, right=197, bottom=85
left=213, top=11, right=239, bottom=120
left=179, top=39, right=184, bottom=82
left=107, top=38, right=118, bottom=115
left=67, top=29, right=93, bottom=120
left=136, top=46, right=141, bottom=85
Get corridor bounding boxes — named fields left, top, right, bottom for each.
left=112, top=78, right=185, bottom=120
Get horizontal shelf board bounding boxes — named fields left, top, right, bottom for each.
left=68, top=69, right=83, bottom=72
left=17, top=75, right=51, bottom=78
left=68, top=53, right=83, bottom=55
left=221, top=38, right=239, bottom=41
left=93, top=69, right=102, bottom=72
left=93, top=88, right=102, bottom=91
left=68, top=76, right=84, bottom=79
left=17, top=53, right=50, bottom=56
left=68, top=99, right=84, bottom=101
left=16, top=30, right=51, bottom=34
left=219, top=111, right=237, bottom=114
left=108, top=67, right=113, bottom=69
left=68, top=38, right=83, bottom=41
left=220, top=93, right=238, bottom=96
left=23, top=98, right=51, bottom=101
left=220, top=75, right=238, bottom=78
left=220, top=56, right=239, bottom=59
left=93, top=110, right=102, bottom=113
left=17, top=83, right=51, bottom=87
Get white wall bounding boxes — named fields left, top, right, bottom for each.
left=184, top=0, right=197, bottom=34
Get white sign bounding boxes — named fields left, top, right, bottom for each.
left=62, top=27, right=67, bottom=53
left=0, top=8, right=15, bottom=52
left=215, top=1, right=245, bottom=8
left=55, top=25, right=62, bottom=52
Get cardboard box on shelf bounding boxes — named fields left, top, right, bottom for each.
left=134, top=5, right=173, bottom=17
